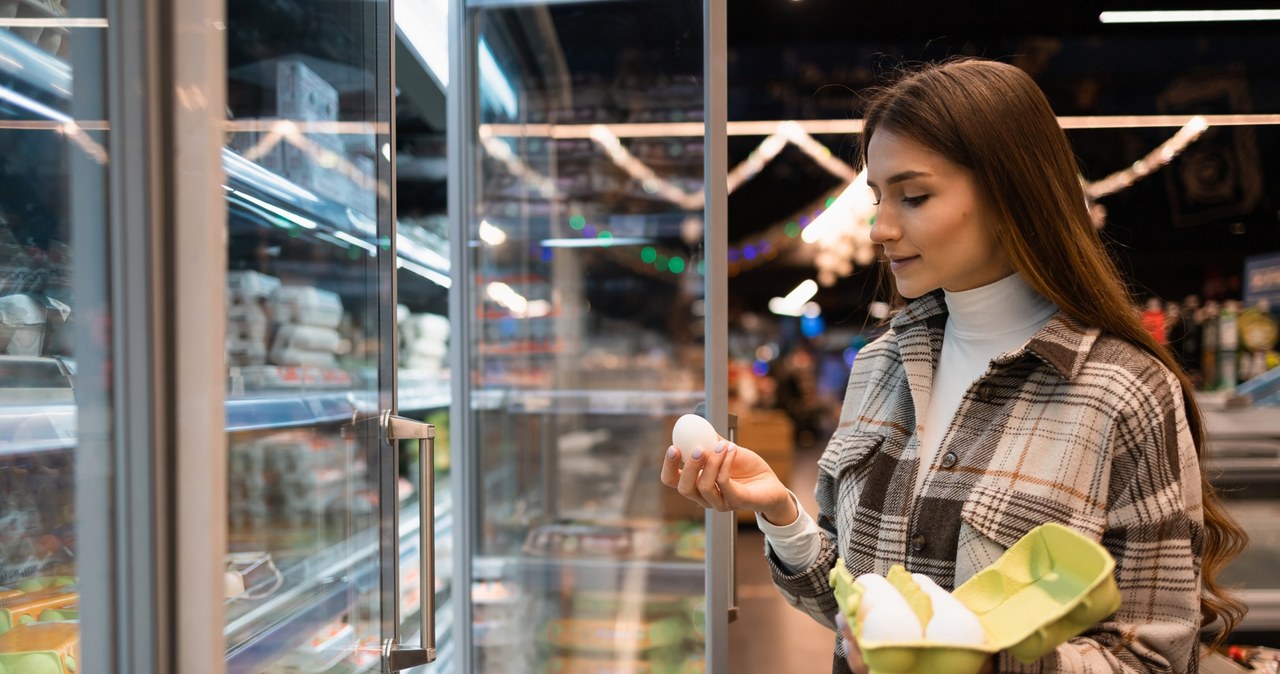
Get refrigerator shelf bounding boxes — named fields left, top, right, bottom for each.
left=483, top=555, right=704, bottom=595
left=226, top=499, right=453, bottom=672
left=225, top=577, right=356, bottom=674
left=496, top=389, right=706, bottom=416
left=0, top=404, right=76, bottom=456
left=0, top=383, right=458, bottom=457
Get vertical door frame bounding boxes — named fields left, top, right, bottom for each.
left=168, top=0, right=230, bottom=668
left=702, top=0, right=730, bottom=672
left=75, top=0, right=230, bottom=669
left=447, top=0, right=478, bottom=669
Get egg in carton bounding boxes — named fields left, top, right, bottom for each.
left=829, top=523, right=1122, bottom=674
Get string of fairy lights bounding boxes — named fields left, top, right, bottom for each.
left=481, top=115, right=1212, bottom=282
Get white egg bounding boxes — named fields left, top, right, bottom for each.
left=671, top=414, right=720, bottom=456
left=853, top=574, right=899, bottom=614
left=859, top=600, right=924, bottom=643
left=911, top=573, right=987, bottom=646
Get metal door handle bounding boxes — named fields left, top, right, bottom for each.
left=726, top=412, right=739, bottom=623
left=695, top=403, right=739, bottom=623
left=383, top=412, right=437, bottom=671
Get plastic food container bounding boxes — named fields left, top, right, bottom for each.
left=830, top=522, right=1122, bottom=674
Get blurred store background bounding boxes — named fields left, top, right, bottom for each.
left=2, top=0, right=1280, bottom=672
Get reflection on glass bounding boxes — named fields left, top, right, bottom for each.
left=468, top=2, right=707, bottom=672
left=0, top=16, right=87, bottom=674
left=221, top=2, right=397, bottom=671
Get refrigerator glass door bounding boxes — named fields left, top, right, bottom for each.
left=461, top=2, right=712, bottom=672
left=0, top=17, right=97, bottom=674
left=221, top=1, right=400, bottom=671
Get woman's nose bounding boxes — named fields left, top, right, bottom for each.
left=868, top=210, right=898, bottom=244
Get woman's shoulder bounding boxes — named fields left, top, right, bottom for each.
left=849, top=328, right=902, bottom=374
left=1076, top=332, right=1186, bottom=417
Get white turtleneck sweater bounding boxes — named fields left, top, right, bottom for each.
left=758, top=273, right=1059, bottom=571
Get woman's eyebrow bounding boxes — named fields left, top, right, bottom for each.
left=867, top=170, right=932, bottom=190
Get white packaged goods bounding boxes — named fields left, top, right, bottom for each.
left=228, top=298, right=268, bottom=325
left=269, top=286, right=345, bottom=328
left=270, top=347, right=337, bottom=368
left=276, top=60, right=337, bottom=122
left=271, top=324, right=342, bottom=354
left=228, top=318, right=268, bottom=344
left=228, top=270, right=282, bottom=299
left=227, top=340, right=268, bottom=367
left=0, top=294, right=47, bottom=356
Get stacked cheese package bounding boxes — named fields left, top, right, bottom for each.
left=227, top=270, right=278, bottom=367
left=0, top=575, right=79, bottom=674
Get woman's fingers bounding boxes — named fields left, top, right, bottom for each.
left=697, top=441, right=731, bottom=511
left=676, top=445, right=713, bottom=508
left=660, top=446, right=682, bottom=488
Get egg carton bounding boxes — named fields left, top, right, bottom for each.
left=830, top=522, right=1122, bottom=674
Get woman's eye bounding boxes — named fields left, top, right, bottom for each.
left=902, top=194, right=930, bottom=207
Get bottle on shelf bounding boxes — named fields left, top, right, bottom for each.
left=1218, top=300, right=1240, bottom=391
left=1200, top=301, right=1219, bottom=390
left=1172, top=295, right=1202, bottom=383
left=1142, top=297, right=1168, bottom=345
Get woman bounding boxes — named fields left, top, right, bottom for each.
left=660, top=58, right=1246, bottom=674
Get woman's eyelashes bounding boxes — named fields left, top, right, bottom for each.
left=871, top=193, right=931, bottom=208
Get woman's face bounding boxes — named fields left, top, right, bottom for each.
left=866, top=130, right=1014, bottom=298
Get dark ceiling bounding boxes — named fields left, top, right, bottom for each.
left=228, top=0, right=1280, bottom=334
left=719, top=0, right=1280, bottom=327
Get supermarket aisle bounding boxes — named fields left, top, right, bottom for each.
left=729, top=441, right=835, bottom=674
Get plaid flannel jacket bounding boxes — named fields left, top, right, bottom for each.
left=767, top=290, right=1205, bottom=674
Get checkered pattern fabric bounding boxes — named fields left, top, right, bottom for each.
left=767, top=290, right=1205, bottom=674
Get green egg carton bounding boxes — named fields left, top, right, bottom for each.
left=830, top=522, right=1122, bottom=674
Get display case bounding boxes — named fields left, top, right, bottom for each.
left=0, top=23, right=89, bottom=674
left=220, top=0, right=456, bottom=669
left=453, top=1, right=729, bottom=672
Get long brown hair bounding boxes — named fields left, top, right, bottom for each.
left=858, top=58, right=1247, bottom=643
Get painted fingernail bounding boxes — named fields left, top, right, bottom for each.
left=691, top=446, right=703, bottom=460
left=714, top=441, right=726, bottom=454
left=667, top=447, right=676, bottom=459
left=727, top=442, right=737, bottom=452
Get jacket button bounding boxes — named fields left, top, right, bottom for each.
left=976, top=385, right=994, bottom=402
left=910, top=532, right=926, bottom=552
left=940, top=451, right=958, bottom=469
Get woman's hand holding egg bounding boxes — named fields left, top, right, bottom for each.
left=660, top=414, right=793, bottom=522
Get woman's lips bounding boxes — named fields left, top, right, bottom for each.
left=889, top=256, right=919, bottom=272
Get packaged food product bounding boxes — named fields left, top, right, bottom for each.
left=544, top=616, right=685, bottom=652
left=268, top=286, right=344, bottom=328
left=0, top=621, right=79, bottom=674
left=830, top=523, right=1121, bottom=674
left=0, top=590, right=78, bottom=634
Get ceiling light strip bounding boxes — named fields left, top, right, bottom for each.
left=481, top=114, right=1280, bottom=139
left=1099, top=10, right=1280, bottom=23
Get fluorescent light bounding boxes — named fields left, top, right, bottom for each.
left=0, top=18, right=108, bottom=28
left=334, top=231, right=377, bottom=254
left=478, top=220, right=508, bottom=246
left=803, top=170, right=871, bottom=244
left=782, top=280, right=819, bottom=306
left=539, top=237, right=652, bottom=248
left=478, top=38, right=518, bottom=118
left=395, top=0, right=450, bottom=88
left=769, top=280, right=820, bottom=317
left=1100, top=9, right=1280, bottom=23
left=398, top=258, right=452, bottom=288
left=0, top=84, right=70, bottom=122
left=234, top=191, right=318, bottom=229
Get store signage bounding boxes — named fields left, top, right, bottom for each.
left=1244, top=251, right=1280, bottom=307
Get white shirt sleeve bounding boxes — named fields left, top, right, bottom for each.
left=755, top=490, right=823, bottom=572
